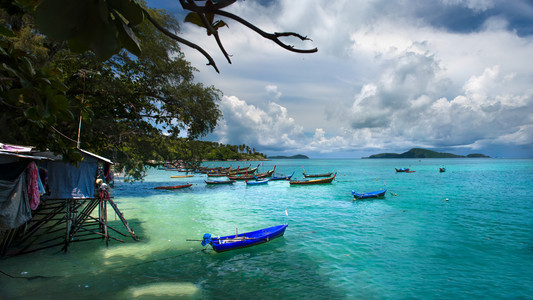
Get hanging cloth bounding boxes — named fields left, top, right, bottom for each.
left=26, top=161, right=40, bottom=210
left=0, top=162, right=31, bottom=230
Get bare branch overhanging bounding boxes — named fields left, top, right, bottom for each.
left=146, top=0, right=317, bottom=72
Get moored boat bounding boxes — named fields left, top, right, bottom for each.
left=290, top=173, right=336, bottom=185
left=205, top=179, right=236, bottom=185
left=302, top=172, right=333, bottom=178
left=170, top=174, right=194, bottom=178
left=229, top=166, right=276, bottom=180
left=245, top=178, right=269, bottom=185
left=154, top=183, right=192, bottom=190
left=199, top=224, right=288, bottom=252
left=351, top=189, right=387, bottom=200
left=270, top=171, right=295, bottom=181
left=395, top=167, right=410, bottom=172
left=439, top=167, right=446, bottom=172
left=206, top=173, right=230, bottom=177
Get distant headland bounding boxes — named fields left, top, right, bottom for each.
left=268, top=154, right=309, bottom=159
left=363, top=148, right=490, bottom=159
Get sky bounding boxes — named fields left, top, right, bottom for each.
left=147, top=0, right=533, bottom=158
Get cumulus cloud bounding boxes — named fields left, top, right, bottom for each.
left=212, top=96, right=306, bottom=151
left=175, top=0, right=533, bottom=157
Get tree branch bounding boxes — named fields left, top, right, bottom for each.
left=214, top=9, right=318, bottom=54
left=142, top=8, right=221, bottom=73
left=184, top=0, right=232, bottom=64
left=179, top=0, right=317, bottom=66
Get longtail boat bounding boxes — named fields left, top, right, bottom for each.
left=205, top=179, right=235, bottom=185
left=395, top=167, right=410, bottom=172
left=351, top=189, right=387, bottom=200
left=206, top=173, right=230, bottom=177
left=302, top=172, right=333, bottom=178
left=229, top=166, right=257, bottom=175
left=245, top=178, right=269, bottom=185
left=170, top=174, right=194, bottom=178
left=439, top=167, right=446, bottom=172
left=229, top=166, right=275, bottom=180
left=154, top=183, right=192, bottom=190
left=290, top=173, right=336, bottom=185
left=196, top=224, right=288, bottom=252
left=270, top=171, right=295, bottom=181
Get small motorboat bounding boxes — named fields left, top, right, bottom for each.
left=439, top=167, right=446, bottom=172
left=351, top=189, right=387, bottom=200
left=154, top=183, right=192, bottom=190
left=198, top=224, right=288, bottom=252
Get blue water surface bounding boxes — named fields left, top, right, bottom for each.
left=1, top=158, right=532, bottom=299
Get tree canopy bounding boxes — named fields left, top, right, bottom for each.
left=30, top=0, right=317, bottom=73
left=0, top=0, right=317, bottom=180
left=1, top=3, right=222, bottom=179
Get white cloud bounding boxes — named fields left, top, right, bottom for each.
left=173, top=0, right=533, bottom=157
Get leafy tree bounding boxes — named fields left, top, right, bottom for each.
left=0, top=0, right=315, bottom=179
left=0, top=4, right=222, bottom=179
left=31, top=0, right=317, bottom=72
left=50, top=6, right=222, bottom=179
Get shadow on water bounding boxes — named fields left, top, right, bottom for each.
left=0, top=229, right=342, bottom=299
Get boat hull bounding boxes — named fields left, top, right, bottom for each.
left=246, top=179, right=269, bottom=185
left=303, top=172, right=333, bottom=178
left=154, top=184, right=192, bottom=190
left=290, top=173, right=336, bottom=185
left=205, top=180, right=235, bottom=185
left=210, top=224, right=288, bottom=252
left=352, top=189, right=387, bottom=199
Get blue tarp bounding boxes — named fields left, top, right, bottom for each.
left=42, top=159, right=98, bottom=199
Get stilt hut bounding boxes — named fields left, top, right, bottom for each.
left=0, top=143, right=137, bottom=256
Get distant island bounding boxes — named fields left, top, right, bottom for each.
left=268, top=154, right=309, bottom=159
left=363, top=148, right=490, bottom=159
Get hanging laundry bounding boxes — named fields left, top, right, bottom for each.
left=26, top=161, right=40, bottom=210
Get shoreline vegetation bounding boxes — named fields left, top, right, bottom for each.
left=267, top=154, right=309, bottom=159
left=363, top=148, right=490, bottom=159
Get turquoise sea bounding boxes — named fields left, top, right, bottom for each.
left=1, top=158, right=532, bottom=299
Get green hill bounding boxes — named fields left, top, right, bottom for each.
left=365, top=148, right=489, bottom=158
left=268, top=154, right=309, bottom=159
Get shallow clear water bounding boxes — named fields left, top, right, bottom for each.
left=1, top=159, right=532, bottom=299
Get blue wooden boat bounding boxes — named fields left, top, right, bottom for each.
left=395, top=167, right=410, bottom=172
left=245, top=178, right=269, bottom=185
left=351, top=189, right=387, bottom=200
left=201, top=224, right=288, bottom=252
left=270, top=171, right=295, bottom=181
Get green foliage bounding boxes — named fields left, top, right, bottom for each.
left=0, top=18, right=85, bottom=162
left=0, top=4, right=223, bottom=180
left=184, top=0, right=228, bottom=36
left=34, top=0, right=144, bottom=59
